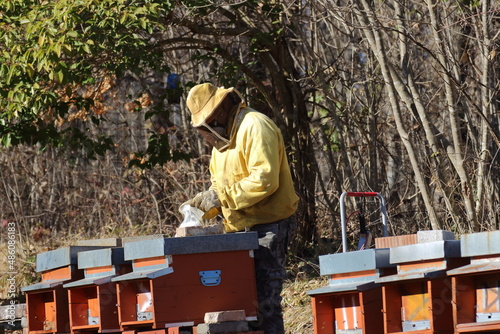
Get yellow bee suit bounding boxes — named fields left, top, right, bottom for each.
left=209, top=107, right=299, bottom=232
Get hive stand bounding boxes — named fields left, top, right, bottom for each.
left=21, top=246, right=106, bottom=334
left=63, top=247, right=132, bottom=334
left=376, top=239, right=468, bottom=334
left=111, top=232, right=260, bottom=331
left=307, top=249, right=397, bottom=334
left=447, top=231, right=500, bottom=333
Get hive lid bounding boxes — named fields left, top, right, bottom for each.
left=319, top=248, right=393, bottom=276
left=389, top=240, right=461, bottom=264
left=123, top=232, right=259, bottom=261
left=78, top=247, right=128, bottom=269
left=36, top=246, right=108, bottom=272
left=460, top=231, right=500, bottom=257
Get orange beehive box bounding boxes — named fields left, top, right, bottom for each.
left=376, top=240, right=468, bottom=334
left=307, top=249, right=396, bottom=334
left=63, top=247, right=132, bottom=334
left=22, top=246, right=107, bottom=334
left=447, top=231, right=500, bottom=333
left=112, top=232, right=259, bottom=330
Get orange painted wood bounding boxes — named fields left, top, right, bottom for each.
left=139, top=330, right=166, bottom=334
left=383, top=278, right=455, bottom=334
left=311, top=288, right=384, bottom=334
left=333, top=294, right=361, bottom=331
left=152, top=251, right=257, bottom=327
left=167, top=329, right=181, bottom=334
left=429, top=278, right=454, bottom=333
left=85, top=265, right=114, bottom=276
left=452, top=276, right=475, bottom=326
left=330, top=270, right=377, bottom=280
left=382, top=284, right=403, bottom=333
left=452, top=272, right=500, bottom=332
left=68, top=282, right=120, bottom=333
left=134, top=256, right=167, bottom=268
left=456, top=320, right=500, bottom=332
left=117, top=250, right=257, bottom=330
left=360, top=287, right=384, bottom=334
left=41, top=266, right=73, bottom=282
left=401, top=281, right=430, bottom=323
left=26, top=285, right=70, bottom=334
left=117, top=279, right=155, bottom=328
left=68, top=287, right=91, bottom=327
left=311, top=295, right=335, bottom=334
left=475, top=275, right=500, bottom=314
left=397, top=260, right=445, bottom=275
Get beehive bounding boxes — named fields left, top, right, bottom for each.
left=64, top=247, right=131, bottom=334
left=112, top=232, right=260, bottom=330
left=22, top=246, right=106, bottom=334
left=447, top=231, right=500, bottom=333
left=376, top=240, right=468, bottom=334
left=307, top=249, right=396, bottom=334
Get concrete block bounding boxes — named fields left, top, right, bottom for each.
left=197, top=321, right=249, bottom=334
left=417, top=230, right=455, bottom=243
left=375, top=234, right=417, bottom=249
left=0, top=303, right=25, bottom=321
left=204, top=310, right=246, bottom=324
left=175, top=224, right=224, bottom=237
left=77, top=237, right=122, bottom=247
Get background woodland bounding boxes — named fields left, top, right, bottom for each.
left=1, top=0, right=499, bottom=288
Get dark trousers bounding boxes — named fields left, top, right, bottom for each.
left=250, top=216, right=294, bottom=334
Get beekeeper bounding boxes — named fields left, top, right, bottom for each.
left=182, top=82, right=299, bottom=334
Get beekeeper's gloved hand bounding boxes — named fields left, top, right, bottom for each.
left=193, top=189, right=221, bottom=212
left=180, top=189, right=221, bottom=215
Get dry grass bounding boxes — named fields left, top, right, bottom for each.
left=283, top=276, right=328, bottom=333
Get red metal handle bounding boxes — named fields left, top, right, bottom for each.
left=345, top=192, right=379, bottom=197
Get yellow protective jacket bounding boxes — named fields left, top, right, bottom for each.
left=209, top=107, right=299, bottom=232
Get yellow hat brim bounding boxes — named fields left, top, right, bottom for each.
left=187, top=84, right=234, bottom=127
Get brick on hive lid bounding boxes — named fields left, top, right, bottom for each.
left=197, top=321, right=249, bottom=334
left=204, top=310, right=246, bottom=324
left=175, top=224, right=224, bottom=237
left=374, top=234, right=418, bottom=249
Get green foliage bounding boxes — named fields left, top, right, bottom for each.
left=0, top=0, right=173, bottom=159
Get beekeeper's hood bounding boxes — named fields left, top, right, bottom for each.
left=186, top=83, right=246, bottom=151
left=186, top=83, right=236, bottom=127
